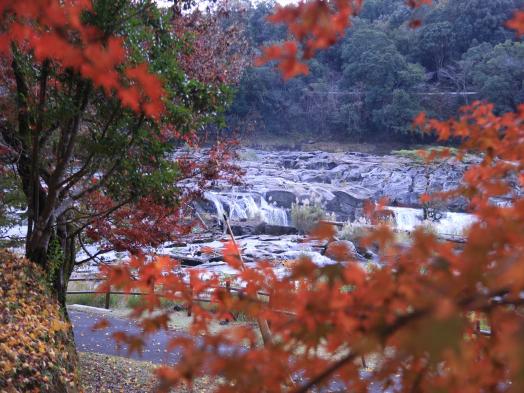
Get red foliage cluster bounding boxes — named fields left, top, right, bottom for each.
left=97, top=2, right=524, bottom=391
left=171, top=6, right=251, bottom=85
left=507, top=10, right=524, bottom=37
left=85, top=194, right=186, bottom=254
left=101, top=101, right=524, bottom=393
left=257, top=0, right=363, bottom=78
left=176, top=140, right=244, bottom=191
left=0, top=0, right=165, bottom=118
left=84, top=140, right=242, bottom=255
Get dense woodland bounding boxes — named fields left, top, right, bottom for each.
left=227, top=0, right=524, bottom=142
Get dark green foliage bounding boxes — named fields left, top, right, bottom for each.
left=461, top=40, right=524, bottom=112
left=227, top=0, right=524, bottom=142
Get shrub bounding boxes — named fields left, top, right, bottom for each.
left=237, top=149, right=259, bottom=161
left=291, top=203, right=329, bottom=233
left=66, top=281, right=119, bottom=309
left=0, top=249, right=79, bottom=392
left=337, top=220, right=371, bottom=242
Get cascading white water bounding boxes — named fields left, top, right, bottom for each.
left=260, top=198, right=289, bottom=226
left=205, top=192, right=227, bottom=221
left=387, top=206, right=476, bottom=237
left=205, top=192, right=289, bottom=226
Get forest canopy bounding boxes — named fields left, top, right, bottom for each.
left=227, top=0, right=524, bottom=141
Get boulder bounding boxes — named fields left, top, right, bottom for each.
left=303, top=160, right=338, bottom=170
left=265, top=190, right=297, bottom=209
left=300, top=173, right=332, bottom=184
left=254, top=222, right=298, bottom=236
left=324, top=240, right=357, bottom=261
left=230, top=223, right=257, bottom=236
left=325, top=191, right=368, bottom=220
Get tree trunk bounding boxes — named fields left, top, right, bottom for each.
left=25, top=208, right=77, bottom=312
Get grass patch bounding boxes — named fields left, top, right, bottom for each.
left=66, top=281, right=121, bottom=308
left=392, top=146, right=459, bottom=162
left=66, top=293, right=120, bottom=308
left=337, top=221, right=371, bottom=242
left=237, top=149, right=259, bottom=161
left=291, top=203, right=329, bottom=234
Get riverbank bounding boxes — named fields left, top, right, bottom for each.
left=238, top=133, right=430, bottom=155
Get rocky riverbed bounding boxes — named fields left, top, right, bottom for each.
left=192, top=148, right=477, bottom=227
left=72, top=148, right=489, bottom=279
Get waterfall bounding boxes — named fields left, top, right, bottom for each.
left=204, top=192, right=227, bottom=221
left=436, top=211, right=477, bottom=237
left=205, top=192, right=289, bottom=226
left=387, top=207, right=421, bottom=231
left=387, top=206, right=476, bottom=237
left=260, top=198, right=289, bottom=226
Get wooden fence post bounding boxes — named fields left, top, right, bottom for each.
left=225, top=280, right=237, bottom=321
left=104, top=289, right=111, bottom=309
left=187, top=285, right=193, bottom=317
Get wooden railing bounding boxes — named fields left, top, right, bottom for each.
left=67, top=277, right=269, bottom=315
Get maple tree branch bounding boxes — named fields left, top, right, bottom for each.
left=292, top=286, right=524, bottom=393
left=223, top=214, right=274, bottom=346
left=70, top=114, right=143, bottom=201
left=68, top=197, right=133, bottom=239
left=31, top=81, right=91, bottom=246
left=39, top=122, right=59, bottom=146
left=75, top=235, right=114, bottom=266
left=291, top=352, right=358, bottom=393
left=58, top=105, right=122, bottom=190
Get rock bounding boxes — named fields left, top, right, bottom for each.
left=266, top=224, right=298, bottom=236
left=324, top=240, right=357, bottom=261
left=254, top=222, right=298, bottom=236
left=181, top=148, right=474, bottom=223
left=282, top=159, right=297, bottom=169
left=193, top=198, right=216, bottom=214
left=265, top=190, right=297, bottom=209
left=325, top=190, right=368, bottom=220
left=230, top=223, right=257, bottom=236
left=300, top=173, right=332, bottom=184
left=303, top=159, right=338, bottom=170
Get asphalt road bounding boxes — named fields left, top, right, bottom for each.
left=70, top=310, right=182, bottom=365
left=70, top=310, right=392, bottom=392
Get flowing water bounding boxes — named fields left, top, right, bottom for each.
left=204, top=191, right=289, bottom=226
left=387, top=206, right=476, bottom=237
left=56, top=148, right=496, bottom=276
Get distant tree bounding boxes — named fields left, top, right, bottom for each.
left=359, top=0, right=407, bottom=22
left=461, top=40, right=524, bottom=112
left=341, top=28, right=425, bottom=134
left=414, top=21, right=454, bottom=72
left=228, top=0, right=523, bottom=140
left=440, top=0, right=520, bottom=55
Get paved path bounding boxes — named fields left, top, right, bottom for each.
left=70, top=310, right=390, bottom=392
left=70, top=310, right=182, bottom=365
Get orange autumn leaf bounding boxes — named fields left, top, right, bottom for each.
left=222, top=240, right=243, bottom=270
left=200, top=246, right=215, bottom=255
left=308, top=220, right=337, bottom=241
left=91, top=319, right=110, bottom=331
left=507, top=10, right=524, bottom=36
left=420, top=193, right=432, bottom=204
